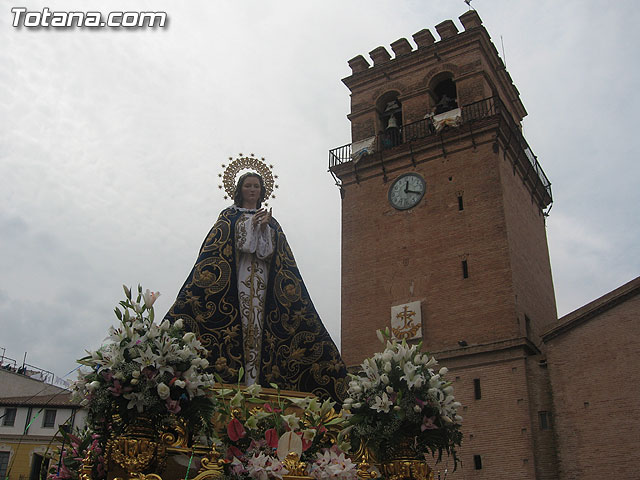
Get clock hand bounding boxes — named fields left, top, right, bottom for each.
left=404, top=181, right=409, bottom=193
left=406, top=189, right=422, bottom=194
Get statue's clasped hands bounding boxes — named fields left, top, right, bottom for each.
left=252, top=207, right=272, bottom=229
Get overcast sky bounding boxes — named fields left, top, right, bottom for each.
left=1, top=0, right=638, bottom=380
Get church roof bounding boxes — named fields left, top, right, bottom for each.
left=542, top=276, right=640, bottom=342
left=0, top=392, right=79, bottom=408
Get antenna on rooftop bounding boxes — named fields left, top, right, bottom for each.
left=464, top=0, right=475, bottom=10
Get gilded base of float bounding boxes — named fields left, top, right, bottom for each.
left=80, top=387, right=434, bottom=480
left=380, top=459, right=433, bottom=480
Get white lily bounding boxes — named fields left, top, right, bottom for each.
left=124, top=392, right=146, bottom=413
left=429, top=374, right=442, bottom=388
left=147, top=323, right=160, bottom=339
left=281, top=413, right=300, bottom=430
left=371, top=392, right=392, bottom=413
left=320, top=398, right=335, bottom=416
left=143, top=289, right=160, bottom=308
left=106, top=325, right=127, bottom=344
left=400, top=362, right=427, bottom=389
left=425, top=356, right=438, bottom=368
left=133, top=345, right=158, bottom=369
left=156, top=360, right=175, bottom=377
left=245, top=415, right=258, bottom=430
left=245, top=383, right=263, bottom=397
left=230, top=391, right=244, bottom=407
left=101, top=350, right=125, bottom=370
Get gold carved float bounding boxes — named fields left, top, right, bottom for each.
left=80, top=387, right=435, bottom=480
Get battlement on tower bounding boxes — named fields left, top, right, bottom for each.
left=342, top=10, right=526, bottom=127
left=348, top=11, right=480, bottom=73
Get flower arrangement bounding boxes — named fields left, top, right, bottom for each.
left=71, top=285, right=217, bottom=438
left=343, top=329, right=463, bottom=469
left=214, top=377, right=356, bottom=480
left=48, top=426, right=106, bottom=480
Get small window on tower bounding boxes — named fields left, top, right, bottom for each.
left=539, top=411, right=552, bottom=430
left=474, top=455, right=483, bottom=470
left=462, top=260, right=469, bottom=278
left=458, top=195, right=464, bottom=211
left=474, top=378, right=481, bottom=399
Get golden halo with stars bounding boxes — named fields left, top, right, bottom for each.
left=218, top=153, right=279, bottom=205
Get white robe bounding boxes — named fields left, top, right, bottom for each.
left=234, top=210, right=275, bottom=385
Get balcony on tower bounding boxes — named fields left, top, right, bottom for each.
left=328, top=10, right=552, bottom=212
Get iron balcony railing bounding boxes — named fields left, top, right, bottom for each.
left=328, top=96, right=551, bottom=205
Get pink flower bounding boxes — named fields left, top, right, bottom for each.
left=226, top=445, right=244, bottom=460
left=421, top=416, right=438, bottom=431
left=227, top=417, right=246, bottom=442
left=166, top=398, right=181, bottom=414
left=108, top=380, right=123, bottom=396
left=265, top=428, right=279, bottom=448
left=59, top=465, right=72, bottom=478
left=263, top=403, right=281, bottom=413
left=249, top=438, right=267, bottom=451
left=300, top=433, right=312, bottom=452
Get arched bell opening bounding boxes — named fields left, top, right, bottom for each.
left=376, top=91, right=403, bottom=149
left=430, top=74, right=458, bottom=114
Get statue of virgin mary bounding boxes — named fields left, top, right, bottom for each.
left=164, top=159, right=348, bottom=402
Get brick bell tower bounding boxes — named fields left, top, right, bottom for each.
left=330, top=11, right=559, bottom=480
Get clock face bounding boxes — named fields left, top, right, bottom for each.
left=388, top=173, right=426, bottom=210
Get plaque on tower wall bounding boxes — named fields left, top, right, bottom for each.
left=390, top=301, right=422, bottom=340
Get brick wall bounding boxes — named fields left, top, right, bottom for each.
left=544, top=291, right=640, bottom=480
left=437, top=350, right=539, bottom=479
left=340, top=136, right=521, bottom=366
left=498, top=147, right=557, bottom=345
left=524, top=355, right=559, bottom=479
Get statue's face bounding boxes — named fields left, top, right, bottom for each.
left=241, top=176, right=262, bottom=209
